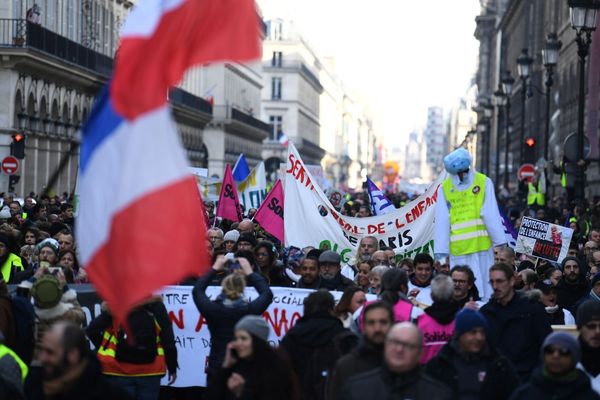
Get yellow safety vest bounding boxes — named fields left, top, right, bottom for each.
left=442, top=172, right=492, bottom=256
left=527, top=182, right=545, bottom=206
left=96, top=319, right=166, bottom=377
left=560, top=162, right=567, bottom=188
left=1, top=253, right=24, bottom=283
left=0, top=344, right=28, bottom=381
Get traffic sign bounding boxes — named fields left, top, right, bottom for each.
left=517, top=163, right=536, bottom=182
left=563, top=132, right=591, bottom=162
left=1, top=156, right=19, bottom=175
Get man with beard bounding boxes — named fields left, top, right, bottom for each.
left=425, top=309, right=519, bottom=400
left=25, top=322, right=132, bottom=400
left=318, top=251, right=355, bottom=292
left=329, top=301, right=393, bottom=399
left=342, top=236, right=378, bottom=280
left=577, top=300, right=600, bottom=394
left=297, top=253, right=321, bottom=289
left=480, top=263, right=551, bottom=381
left=556, top=256, right=590, bottom=313
left=451, top=265, right=481, bottom=309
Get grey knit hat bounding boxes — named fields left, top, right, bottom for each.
left=224, top=230, right=240, bottom=243
left=235, top=315, right=269, bottom=341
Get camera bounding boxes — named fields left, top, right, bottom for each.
left=224, top=252, right=241, bottom=270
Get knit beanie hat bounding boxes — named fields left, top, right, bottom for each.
left=235, top=315, right=269, bottom=341
left=36, top=238, right=59, bottom=256
left=576, top=300, right=600, bottom=329
left=560, top=256, right=581, bottom=271
left=454, top=309, right=488, bottom=337
left=223, top=230, right=240, bottom=243
left=541, top=332, right=580, bottom=364
left=237, top=234, right=256, bottom=247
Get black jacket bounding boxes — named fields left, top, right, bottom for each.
left=24, top=355, right=134, bottom=400
left=280, top=313, right=348, bottom=399
left=85, top=299, right=178, bottom=375
left=510, top=367, right=600, bottom=400
left=192, top=270, right=273, bottom=373
left=424, top=300, right=460, bottom=324
left=328, top=340, right=383, bottom=400
left=425, top=340, right=520, bottom=400
left=337, top=366, right=452, bottom=400
left=480, top=292, right=552, bottom=380
left=555, top=276, right=590, bottom=313
left=319, top=272, right=355, bottom=292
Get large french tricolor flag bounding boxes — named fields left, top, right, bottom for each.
left=76, top=0, right=260, bottom=326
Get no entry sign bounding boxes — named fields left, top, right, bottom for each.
left=1, top=156, right=19, bottom=175
left=517, top=163, right=535, bottom=183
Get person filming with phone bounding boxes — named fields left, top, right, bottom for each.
left=193, top=254, right=273, bottom=383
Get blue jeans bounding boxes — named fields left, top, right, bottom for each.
left=106, top=375, right=162, bottom=400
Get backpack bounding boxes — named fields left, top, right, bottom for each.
left=114, top=306, right=158, bottom=364
left=9, top=295, right=35, bottom=365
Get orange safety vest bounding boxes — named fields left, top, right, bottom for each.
left=96, top=320, right=166, bottom=377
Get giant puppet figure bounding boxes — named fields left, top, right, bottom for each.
left=434, top=148, right=506, bottom=301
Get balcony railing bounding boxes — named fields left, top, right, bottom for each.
left=169, top=88, right=213, bottom=115
left=213, top=105, right=270, bottom=132
left=0, top=19, right=113, bottom=77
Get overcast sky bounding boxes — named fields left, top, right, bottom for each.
left=258, top=0, right=481, bottom=149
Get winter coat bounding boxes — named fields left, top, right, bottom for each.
left=0, top=280, right=16, bottom=349
left=425, top=340, right=520, bottom=400
left=192, top=270, right=273, bottom=373
left=85, top=298, right=178, bottom=375
left=555, top=276, right=590, bottom=313
left=337, top=366, right=452, bottom=400
left=510, top=367, right=600, bottom=400
left=319, top=272, right=356, bottom=292
left=24, top=354, right=134, bottom=400
left=280, top=313, right=349, bottom=400
left=328, top=340, right=383, bottom=400
left=480, top=292, right=552, bottom=381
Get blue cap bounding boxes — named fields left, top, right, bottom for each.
left=444, top=148, right=472, bottom=175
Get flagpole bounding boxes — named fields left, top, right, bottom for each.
left=41, top=141, right=79, bottom=198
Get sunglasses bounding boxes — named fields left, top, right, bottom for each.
left=543, top=346, right=570, bottom=357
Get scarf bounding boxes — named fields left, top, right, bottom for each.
left=43, top=358, right=88, bottom=396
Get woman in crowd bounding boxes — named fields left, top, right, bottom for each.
left=354, top=260, right=373, bottom=292
left=193, top=256, right=273, bottom=380
left=368, top=266, right=390, bottom=295
left=334, top=287, right=366, bottom=328
left=208, top=315, right=299, bottom=400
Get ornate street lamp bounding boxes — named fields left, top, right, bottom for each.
left=516, top=49, right=533, bottom=166
left=541, top=33, right=562, bottom=161
left=568, top=0, right=600, bottom=202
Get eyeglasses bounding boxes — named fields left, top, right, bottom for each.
left=543, top=346, right=571, bottom=357
left=386, top=338, right=420, bottom=351
left=208, top=236, right=221, bottom=241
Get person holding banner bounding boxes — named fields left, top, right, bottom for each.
left=434, top=148, right=507, bottom=301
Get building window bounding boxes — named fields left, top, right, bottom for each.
left=272, top=51, right=282, bottom=67
left=271, top=77, right=282, bottom=100
left=268, top=21, right=283, bottom=40
left=269, top=116, right=283, bottom=140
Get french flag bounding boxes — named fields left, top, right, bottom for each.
left=76, top=0, right=260, bottom=326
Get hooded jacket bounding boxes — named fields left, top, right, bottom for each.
left=556, top=257, right=590, bottom=313
left=510, top=367, right=600, bottom=400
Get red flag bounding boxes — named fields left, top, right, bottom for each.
left=254, top=179, right=284, bottom=242
left=77, top=0, right=260, bottom=329
left=111, top=0, right=260, bottom=119
left=216, top=164, right=242, bottom=222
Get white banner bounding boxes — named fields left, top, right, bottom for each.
left=159, top=286, right=354, bottom=387
left=284, top=143, right=442, bottom=264
left=194, top=162, right=268, bottom=210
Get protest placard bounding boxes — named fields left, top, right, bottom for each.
left=515, top=217, right=573, bottom=263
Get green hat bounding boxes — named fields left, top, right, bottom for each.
left=32, top=276, right=62, bottom=309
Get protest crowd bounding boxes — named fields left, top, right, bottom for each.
left=0, top=150, right=599, bottom=400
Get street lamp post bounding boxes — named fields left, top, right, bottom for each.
left=483, top=100, right=494, bottom=175
left=494, top=85, right=507, bottom=185
left=517, top=49, right=533, bottom=166
left=541, top=33, right=562, bottom=161
left=502, top=71, right=515, bottom=189
left=568, top=0, right=600, bottom=202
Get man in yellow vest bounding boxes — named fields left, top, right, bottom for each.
left=527, top=171, right=546, bottom=212
left=434, top=148, right=507, bottom=301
